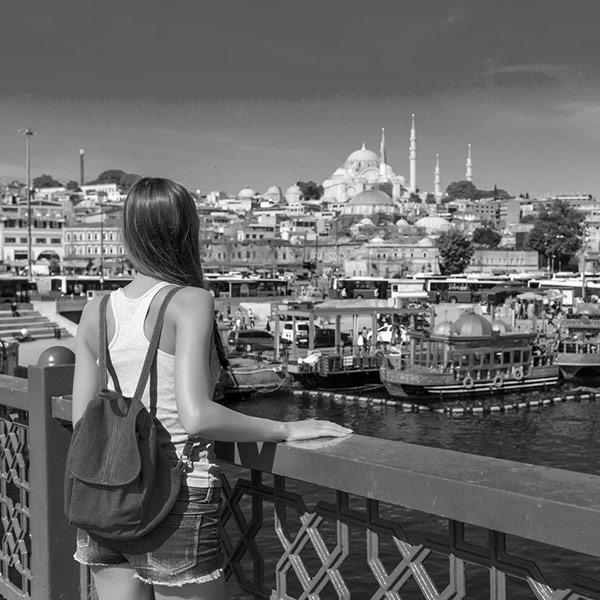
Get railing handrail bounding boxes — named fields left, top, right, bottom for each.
left=50, top=391, right=600, bottom=559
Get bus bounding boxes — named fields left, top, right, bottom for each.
left=205, top=275, right=289, bottom=298
left=0, top=276, right=38, bottom=303
left=329, top=277, right=389, bottom=300
left=425, top=277, right=507, bottom=304
left=48, top=275, right=134, bottom=297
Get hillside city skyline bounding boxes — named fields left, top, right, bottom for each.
left=3, top=1, right=600, bottom=199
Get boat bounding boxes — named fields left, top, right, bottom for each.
left=379, top=311, right=560, bottom=399
left=215, top=355, right=291, bottom=401
left=276, top=299, right=432, bottom=390
left=554, top=303, right=600, bottom=380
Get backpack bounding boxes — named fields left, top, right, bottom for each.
left=64, top=286, right=195, bottom=540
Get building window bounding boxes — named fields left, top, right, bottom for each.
left=50, top=238, right=61, bottom=244
left=66, top=232, right=71, bottom=242
left=20, top=237, right=28, bottom=244
left=5, top=237, right=15, bottom=243
left=35, top=238, right=46, bottom=244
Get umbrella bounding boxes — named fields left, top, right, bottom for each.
left=517, top=291, right=546, bottom=301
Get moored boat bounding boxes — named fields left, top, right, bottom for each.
left=380, top=311, right=559, bottom=399
left=554, top=303, right=600, bottom=380
left=215, top=355, right=291, bottom=402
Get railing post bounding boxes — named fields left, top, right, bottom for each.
left=28, top=362, right=79, bottom=600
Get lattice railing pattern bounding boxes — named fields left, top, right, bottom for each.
left=0, top=405, right=31, bottom=598
left=220, top=471, right=600, bottom=600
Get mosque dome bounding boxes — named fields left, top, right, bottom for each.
left=346, top=144, right=379, bottom=163
left=348, top=189, right=393, bottom=206
left=491, top=320, right=512, bottom=333
left=370, top=236, right=385, bottom=245
left=415, top=216, right=452, bottom=234
left=451, top=312, right=493, bottom=337
left=433, top=321, right=453, bottom=336
left=285, top=184, right=301, bottom=195
left=358, top=217, right=375, bottom=226
left=395, top=218, right=410, bottom=228
left=238, top=187, right=256, bottom=199
left=265, top=185, right=281, bottom=195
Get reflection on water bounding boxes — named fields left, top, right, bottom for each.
left=224, top=382, right=600, bottom=598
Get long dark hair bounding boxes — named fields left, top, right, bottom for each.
left=123, top=177, right=229, bottom=368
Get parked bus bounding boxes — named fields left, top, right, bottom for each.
left=48, top=275, right=133, bottom=296
left=329, top=277, right=389, bottom=300
left=425, top=277, right=506, bottom=304
left=205, top=275, right=289, bottom=298
left=0, top=276, right=38, bottom=303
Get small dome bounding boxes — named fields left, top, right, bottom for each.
left=285, top=184, right=301, bottom=194
left=395, top=218, right=410, bottom=228
left=433, top=321, right=453, bottom=335
left=451, top=312, right=492, bottom=337
left=346, top=144, right=379, bottom=163
left=265, top=185, right=281, bottom=195
left=492, top=320, right=512, bottom=333
left=358, top=217, right=375, bottom=226
left=238, top=187, right=256, bottom=198
left=370, top=236, right=385, bottom=245
left=348, top=189, right=393, bottom=206
left=415, top=216, right=452, bottom=233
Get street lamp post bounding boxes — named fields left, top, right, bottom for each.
left=18, top=129, right=35, bottom=282
left=99, top=194, right=105, bottom=287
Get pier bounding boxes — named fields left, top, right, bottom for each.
left=0, top=351, right=599, bottom=599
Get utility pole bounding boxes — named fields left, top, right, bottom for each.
left=18, top=129, right=36, bottom=283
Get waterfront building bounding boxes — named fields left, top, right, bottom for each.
left=0, top=198, right=67, bottom=272
left=468, top=248, right=539, bottom=275
left=341, top=189, right=402, bottom=217
left=63, top=222, right=125, bottom=274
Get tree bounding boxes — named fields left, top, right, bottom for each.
left=445, top=180, right=478, bottom=201
left=437, top=230, right=474, bottom=275
left=445, top=180, right=510, bottom=201
left=66, top=180, right=81, bottom=191
left=472, top=226, right=502, bottom=248
left=88, top=170, right=140, bottom=192
left=297, top=180, right=324, bottom=200
left=34, top=174, right=63, bottom=188
left=527, top=200, right=584, bottom=269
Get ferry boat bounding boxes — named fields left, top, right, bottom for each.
left=379, top=311, right=559, bottom=399
left=276, top=299, right=432, bottom=390
left=554, top=303, right=600, bottom=380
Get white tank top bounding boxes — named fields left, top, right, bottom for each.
left=106, top=282, right=221, bottom=488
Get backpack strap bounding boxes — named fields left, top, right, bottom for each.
left=98, top=294, right=120, bottom=392
left=132, top=286, right=182, bottom=401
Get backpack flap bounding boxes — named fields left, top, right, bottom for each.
left=67, top=389, right=155, bottom=486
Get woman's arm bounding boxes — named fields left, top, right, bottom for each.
left=71, top=298, right=101, bottom=425
left=173, top=288, right=352, bottom=442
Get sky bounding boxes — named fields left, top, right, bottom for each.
left=2, top=0, right=600, bottom=198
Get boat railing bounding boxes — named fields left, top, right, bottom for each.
left=5, top=355, right=600, bottom=599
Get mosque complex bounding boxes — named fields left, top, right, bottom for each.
left=235, top=114, right=474, bottom=223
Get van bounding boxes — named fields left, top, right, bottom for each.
left=227, top=329, right=275, bottom=353
left=280, top=321, right=310, bottom=342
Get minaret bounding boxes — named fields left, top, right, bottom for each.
left=79, top=148, right=85, bottom=186
left=465, top=143, right=473, bottom=182
left=434, top=154, right=442, bottom=200
left=379, top=127, right=387, bottom=177
left=409, top=114, right=417, bottom=193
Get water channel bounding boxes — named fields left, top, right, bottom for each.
left=224, top=382, right=600, bottom=598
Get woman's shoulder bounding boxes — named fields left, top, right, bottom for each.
left=170, top=286, right=214, bottom=316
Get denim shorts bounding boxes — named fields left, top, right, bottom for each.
left=74, top=486, right=222, bottom=586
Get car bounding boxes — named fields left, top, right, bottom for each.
left=227, top=329, right=275, bottom=353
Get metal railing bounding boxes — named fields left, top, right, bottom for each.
left=0, top=356, right=599, bottom=599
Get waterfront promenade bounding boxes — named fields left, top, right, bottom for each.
left=0, top=347, right=599, bottom=599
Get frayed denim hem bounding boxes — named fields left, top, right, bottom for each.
left=134, top=567, right=223, bottom=587
left=73, top=553, right=117, bottom=568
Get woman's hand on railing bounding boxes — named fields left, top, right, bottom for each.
left=280, top=419, right=353, bottom=441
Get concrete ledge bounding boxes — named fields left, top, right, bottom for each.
left=215, top=434, right=600, bottom=558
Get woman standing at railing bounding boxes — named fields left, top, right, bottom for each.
left=70, top=177, right=352, bottom=600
